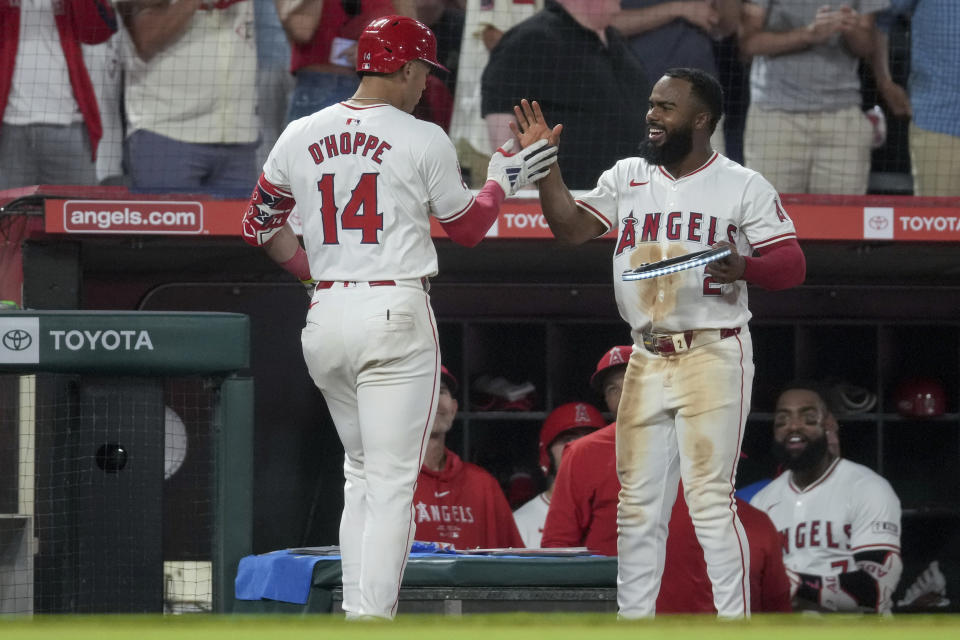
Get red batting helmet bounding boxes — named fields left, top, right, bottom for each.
left=894, top=377, right=946, bottom=417
left=440, top=365, right=458, bottom=394
left=356, top=16, right=449, bottom=74
left=538, top=402, right=606, bottom=474
left=590, top=345, right=632, bottom=391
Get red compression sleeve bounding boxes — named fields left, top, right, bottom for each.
left=278, top=245, right=312, bottom=282
left=742, top=238, right=806, bottom=290
left=438, top=181, right=506, bottom=247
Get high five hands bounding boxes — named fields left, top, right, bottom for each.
left=510, top=99, right=563, bottom=151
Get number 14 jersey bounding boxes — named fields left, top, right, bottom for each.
left=262, top=102, right=475, bottom=281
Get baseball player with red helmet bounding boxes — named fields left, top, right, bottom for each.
left=751, top=382, right=903, bottom=613
left=512, top=401, right=606, bottom=547
left=241, top=15, right=557, bottom=620
left=512, top=68, right=806, bottom=618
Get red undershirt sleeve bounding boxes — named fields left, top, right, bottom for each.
left=741, top=238, right=806, bottom=290
left=438, top=180, right=506, bottom=247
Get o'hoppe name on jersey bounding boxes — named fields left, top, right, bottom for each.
left=307, top=131, right=392, bottom=165
left=415, top=501, right=475, bottom=525
left=779, top=520, right=851, bottom=555
left=49, top=329, right=154, bottom=351
left=616, top=211, right=738, bottom=256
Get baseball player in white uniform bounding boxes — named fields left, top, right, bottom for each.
left=241, top=15, right=557, bottom=620
left=751, top=383, right=903, bottom=613
left=512, top=68, right=806, bottom=618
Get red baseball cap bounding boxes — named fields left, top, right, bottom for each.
left=440, top=365, right=458, bottom=394
left=538, top=402, right=606, bottom=473
left=590, top=345, right=632, bottom=390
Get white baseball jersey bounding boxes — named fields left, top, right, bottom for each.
left=513, top=491, right=550, bottom=548
left=576, top=152, right=797, bottom=334
left=751, top=457, right=902, bottom=575
left=262, top=102, right=475, bottom=280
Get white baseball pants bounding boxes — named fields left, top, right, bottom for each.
left=301, top=280, right=440, bottom=619
left=616, top=330, right=754, bottom=618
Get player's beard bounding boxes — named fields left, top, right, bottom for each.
left=772, top=431, right=830, bottom=472
left=638, top=122, right=694, bottom=166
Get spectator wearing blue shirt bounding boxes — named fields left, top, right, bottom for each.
left=613, top=1, right=741, bottom=157
left=874, top=0, right=960, bottom=197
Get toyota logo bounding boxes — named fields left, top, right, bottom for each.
left=2, top=329, right=32, bottom=351
left=869, top=216, right=889, bottom=230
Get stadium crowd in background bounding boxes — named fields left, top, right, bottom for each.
left=117, top=0, right=260, bottom=197
left=875, top=0, right=960, bottom=197
left=448, top=0, right=542, bottom=187
left=0, top=0, right=118, bottom=190
left=739, top=0, right=890, bottom=195
left=480, top=0, right=649, bottom=190
left=0, top=0, right=952, bottom=199
left=614, top=0, right=741, bottom=155
left=277, top=0, right=415, bottom=124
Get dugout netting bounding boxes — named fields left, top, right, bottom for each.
left=0, top=374, right=216, bottom=614
left=1, top=3, right=922, bottom=197
left=0, top=311, right=252, bottom=615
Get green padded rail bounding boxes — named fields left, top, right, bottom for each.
left=0, top=310, right=249, bottom=374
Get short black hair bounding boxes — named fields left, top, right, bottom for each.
left=663, top=67, right=723, bottom=133
left=777, top=380, right=837, bottom=415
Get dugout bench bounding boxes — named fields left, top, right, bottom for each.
left=234, top=549, right=618, bottom=615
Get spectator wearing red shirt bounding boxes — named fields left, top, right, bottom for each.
left=0, top=0, right=117, bottom=189
left=278, top=0, right=416, bottom=123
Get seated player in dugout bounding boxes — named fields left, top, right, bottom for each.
left=750, top=381, right=903, bottom=613
left=543, top=345, right=792, bottom=614
left=512, top=401, right=607, bottom=548
left=412, top=365, right=525, bottom=549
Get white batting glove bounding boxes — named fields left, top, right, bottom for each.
left=486, top=138, right=558, bottom=197
left=897, top=561, right=950, bottom=608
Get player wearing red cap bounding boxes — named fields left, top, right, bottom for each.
left=241, top=15, right=557, bottom=620
left=542, top=347, right=792, bottom=613
left=513, top=402, right=606, bottom=547
left=413, top=366, right=525, bottom=549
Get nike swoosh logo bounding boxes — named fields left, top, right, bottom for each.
left=434, top=491, right=450, bottom=498
left=629, top=180, right=649, bottom=187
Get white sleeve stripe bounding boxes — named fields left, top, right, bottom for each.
left=435, top=196, right=476, bottom=223
left=752, top=232, right=797, bottom=249
left=574, top=199, right=613, bottom=233
left=851, top=543, right=901, bottom=552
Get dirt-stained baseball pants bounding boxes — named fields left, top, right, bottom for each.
left=301, top=280, right=440, bottom=619
left=616, top=330, right=754, bottom=618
